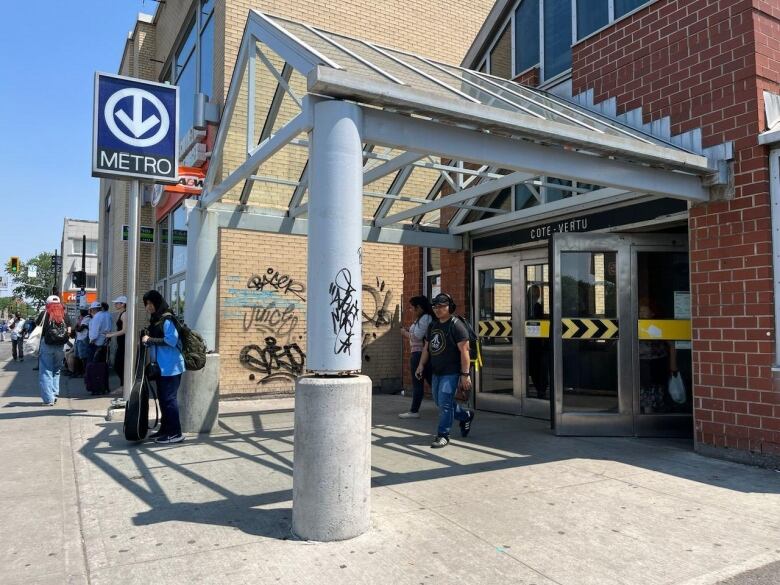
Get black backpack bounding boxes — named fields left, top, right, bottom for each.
left=43, top=316, right=69, bottom=345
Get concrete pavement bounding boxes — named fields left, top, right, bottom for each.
left=1, top=340, right=779, bottom=585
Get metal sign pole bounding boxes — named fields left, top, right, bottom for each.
left=123, top=179, right=141, bottom=401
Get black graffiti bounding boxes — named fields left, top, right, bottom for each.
left=363, top=277, right=394, bottom=326
left=247, top=268, right=306, bottom=301
left=329, top=268, right=360, bottom=355
left=239, top=337, right=306, bottom=384
left=242, top=302, right=299, bottom=343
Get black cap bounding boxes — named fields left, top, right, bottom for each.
left=431, top=293, right=452, bottom=306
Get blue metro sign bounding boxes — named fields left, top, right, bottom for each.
left=92, top=72, right=179, bottom=182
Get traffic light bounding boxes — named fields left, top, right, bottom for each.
left=72, top=270, right=87, bottom=288
left=9, top=257, right=19, bottom=273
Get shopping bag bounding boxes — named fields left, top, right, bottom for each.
left=668, top=372, right=686, bottom=404
left=23, top=326, right=42, bottom=357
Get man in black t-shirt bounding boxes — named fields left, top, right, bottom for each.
left=415, top=292, right=474, bottom=448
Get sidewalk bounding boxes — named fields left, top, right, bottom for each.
left=1, top=341, right=779, bottom=585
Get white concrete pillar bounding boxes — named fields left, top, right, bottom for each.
left=184, top=202, right=218, bottom=349
left=306, top=100, right=364, bottom=373
left=293, top=100, right=371, bottom=541
left=292, top=375, right=372, bottom=541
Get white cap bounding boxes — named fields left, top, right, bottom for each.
left=46, top=295, right=60, bottom=304
left=112, top=295, right=128, bottom=304
left=89, top=301, right=102, bottom=309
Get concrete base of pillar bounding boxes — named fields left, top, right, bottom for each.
left=292, top=374, right=372, bottom=541
left=178, top=353, right=220, bottom=434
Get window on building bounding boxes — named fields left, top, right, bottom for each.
left=170, top=205, right=188, bottom=275
left=425, top=248, right=442, bottom=298
left=175, top=21, right=197, bottom=140
left=72, top=238, right=98, bottom=255
left=543, top=0, right=572, bottom=81
left=514, top=0, right=540, bottom=74
left=614, top=0, right=650, bottom=19
left=200, top=0, right=215, bottom=100
left=489, top=23, right=513, bottom=79
left=576, top=0, right=609, bottom=39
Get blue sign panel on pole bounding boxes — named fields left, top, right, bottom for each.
left=92, top=72, right=179, bottom=182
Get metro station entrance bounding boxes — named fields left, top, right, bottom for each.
left=474, top=233, right=693, bottom=437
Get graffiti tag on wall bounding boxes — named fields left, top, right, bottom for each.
left=329, top=268, right=360, bottom=355
left=240, top=336, right=306, bottom=385
left=247, top=268, right=306, bottom=301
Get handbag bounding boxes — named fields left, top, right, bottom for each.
left=668, top=371, right=686, bottom=404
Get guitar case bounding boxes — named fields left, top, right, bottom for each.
left=124, top=344, right=156, bottom=441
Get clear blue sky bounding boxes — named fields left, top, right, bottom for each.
left=0, top=1, right=157, bottom=279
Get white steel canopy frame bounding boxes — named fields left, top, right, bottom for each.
left=200, top=10, right=719, bottom=251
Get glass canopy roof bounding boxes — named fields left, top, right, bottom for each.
left=201, top=10, right=715, bottom=249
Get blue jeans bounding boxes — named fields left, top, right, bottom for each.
left=39, top=342, right=64, bottom=404
left=157, top=374, right=182, bottom=437
left=432, top=373, right=470, bottom=437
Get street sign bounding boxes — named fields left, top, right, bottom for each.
left=28, top=266, right=37, bottom=278
left=121, top=225, right=155, bottom=243
left=0, top=276, right=6, bottom=289
left=92, top=73, right=179, bottom=182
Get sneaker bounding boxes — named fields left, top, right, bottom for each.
left=459, top=411, right=474, bottom=437
left=398, top=411, right=420, bottom=419
left=430, top=435, right=449, bottom=449
left=42, top=401, right=55, bottom=406
left=110, top=397, right=127, bottom=407
left=155, top=434, right=184, bottom=444
left=148, top=429, right=166, bottom=440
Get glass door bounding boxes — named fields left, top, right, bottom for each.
left=552, top=234, right=633, bottom=435
left=474, top=254, right=518, bottom=414
left=520, top=259, right=552, bottom=420
left=632, top=236, right=692, bottom=437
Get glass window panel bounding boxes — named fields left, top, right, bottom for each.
left=615, top=0, right=649, bottom=18
left=426, top=248, right=441, bottom=272
left=426, top=273, right=441, bottom=298
left=199, top=9, right=214, bottom=99
left=577, top=0, right=609, bottom=39
left=515, top=183, right=539, bottom=209
left=489, top=24, right=512, bottom=79
left=637, top=251, right=692, bottom=415
left=545, top=177, right=573, bottom=203
left=178, top=280, right=186, bottom=317
left=477, top=268, right=513, bottom=397
left=525, top=263, right=550, bottom=400
left=514, top=0, right=540, bottom=73
left=560, top=252, right=617, bottom=319
left=175, top=22, right=197, bottom=79
left=543, top=0, right=572, bottom=80
left=73, top=239, right=98, bottom=255
left=171, top=206, right=187, bottom=275
left=176, top=54, right=196, bottom=139
left=157, top=216, right=169, bottom=281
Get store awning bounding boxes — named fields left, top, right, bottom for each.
left=201, top=10, right=718, bottom=249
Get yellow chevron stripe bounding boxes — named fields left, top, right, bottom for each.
left=638, top=319, right=691, bottom=340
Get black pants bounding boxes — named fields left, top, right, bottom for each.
left=12, top=337, right=24, bottom=360
left=408, top=351, right=432, bottom=412
left=157, top=374, right=182, bottom=437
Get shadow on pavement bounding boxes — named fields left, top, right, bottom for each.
left=76, top=395, right=780, bottom=542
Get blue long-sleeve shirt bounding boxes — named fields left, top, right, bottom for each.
left=149, top=319, right=185, bottom=376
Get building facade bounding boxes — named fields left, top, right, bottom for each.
left=399, top=0, right=780, bottom=466
left=98, top=0, right=495, bottom=395
left=59, top=218, right=99, bottom=314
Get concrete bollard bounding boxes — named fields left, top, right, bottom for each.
left=292, top=374, right=372, bottom=541
left=178, top=353, right=219, bottom=434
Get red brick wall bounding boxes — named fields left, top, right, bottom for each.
left=402, top=246, right=423, bottom=389
left=514, top=66, right=539, bottom=86
left=573, top=0, right=780, bottom=460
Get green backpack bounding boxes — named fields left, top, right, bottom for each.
left=165, top=314, right=207, bottom=371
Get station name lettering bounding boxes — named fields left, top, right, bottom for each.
left=529, top=218, right=589, bottom=240
left=98, top=149, right=174, bottom=177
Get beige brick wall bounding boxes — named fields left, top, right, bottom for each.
left=218, top=229, right=404, bottom=396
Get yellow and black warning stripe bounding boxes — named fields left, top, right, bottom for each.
left=478, top=320, right=512, bottom=338
left=562, top=318, right=619, bottom=339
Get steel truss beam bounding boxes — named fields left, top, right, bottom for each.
left=209, top=203, right=464, bottom=249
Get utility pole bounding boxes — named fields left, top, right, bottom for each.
left=81, top=235, right=87, bottom=307
left=52, top=249, right=59, bottom=296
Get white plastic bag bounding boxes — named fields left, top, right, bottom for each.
left=668, top=372, right=686, bottom=404
left=24, top=326, right=42, bottom=358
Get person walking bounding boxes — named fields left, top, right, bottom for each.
left=415, top=292, right=475, bottom=448
left=38, top=295, right=71, bottom=405
left=398, top=295, right=434, bottom=419
left=73, top=309, right=91, bottom=377
left=141, top=290, right=185, bottom=445
left=105, top=296, right=127, bottom=396
left=10, top=313, right=25, bottom=362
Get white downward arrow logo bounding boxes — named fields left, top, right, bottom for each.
left=104, top=87, right=170, bottom=148
left=115, top=94, right=160, bottom=138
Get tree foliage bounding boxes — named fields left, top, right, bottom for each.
left=5, top=252, right=57, bottom=307
left=0, top=297, right=34, bottom=318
